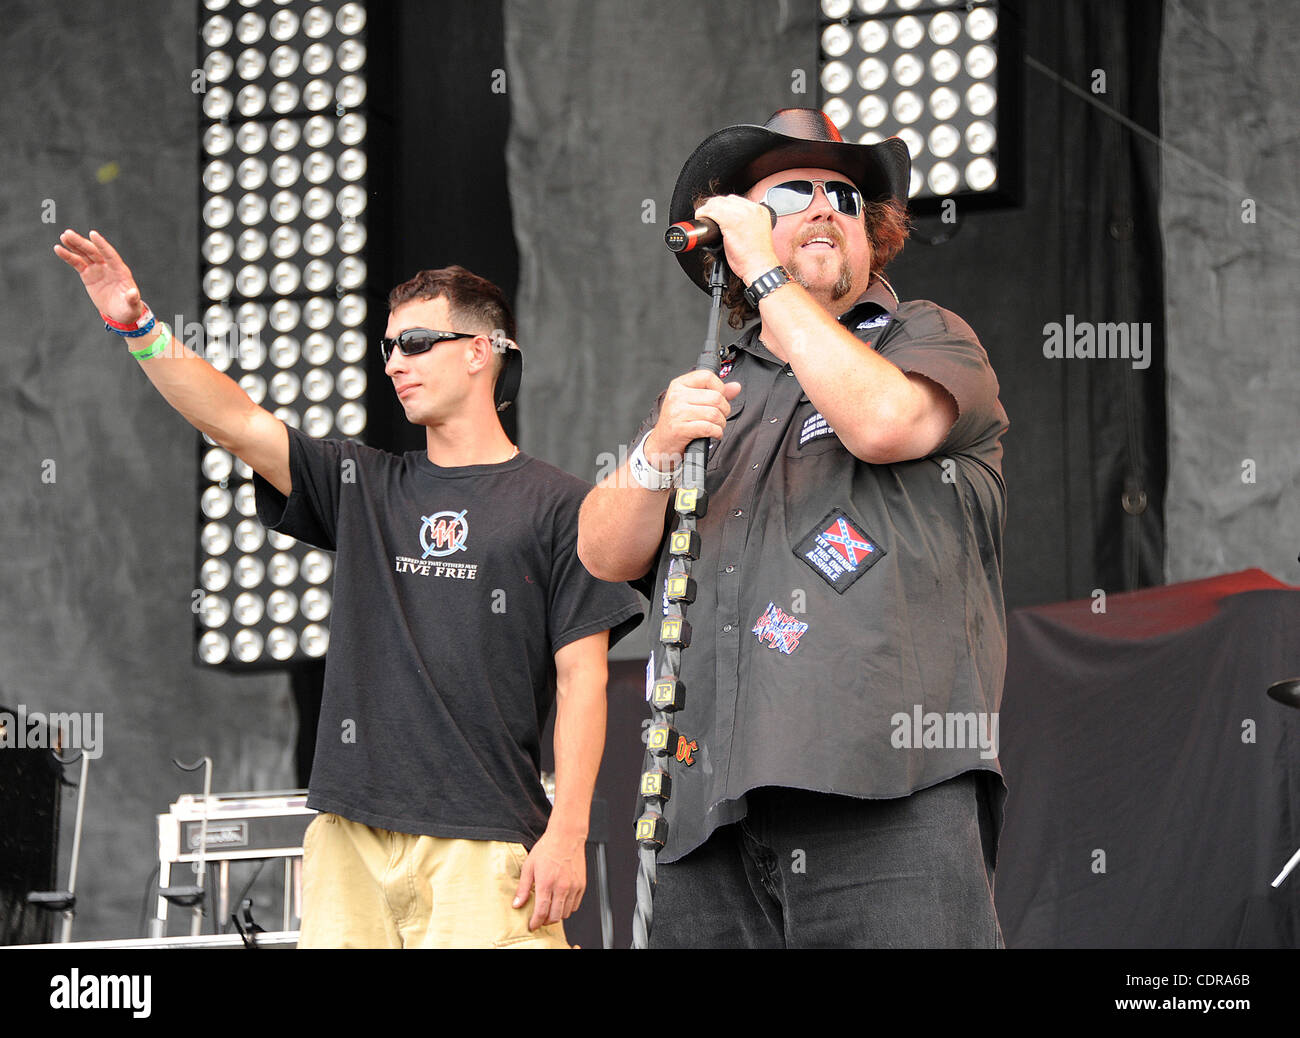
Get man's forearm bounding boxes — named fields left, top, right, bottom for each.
left=132, top=333, right=261, bottom=451
left=548, top=659, right=608, bottom=839
left=578, top=461, right=669, bottom=582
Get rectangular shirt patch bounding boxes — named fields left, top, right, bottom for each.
left=793, top=508, right=885, bottom=593
left=799, top=411, right=836, bottom=447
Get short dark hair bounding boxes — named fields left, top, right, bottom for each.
left=388, top=266, right=516, bottom=341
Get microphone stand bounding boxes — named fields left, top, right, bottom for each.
left=631, top=251, right=729, bottom=949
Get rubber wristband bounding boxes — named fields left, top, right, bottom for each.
left=106, top=314, right=156, bottom=338
left=102, top=305, right=154, bottom=333
left=131, top=322, right=170, bottom=360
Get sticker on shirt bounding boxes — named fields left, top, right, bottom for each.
left=675, top=733, right=698, bottom=766
left=394, top=509, right=478, bottom=580
left=799, top=411, right=838, bottom=448
left=854, top=314, right=891, bottom=334
left=644, top=652, right=655, bottom=703
left=793, top=508, right=885, bottom=594
left=718, top=359, right=734, bottom=379
left=752, top=601, right=810, bottom=655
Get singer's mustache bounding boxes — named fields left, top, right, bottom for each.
left=793, top=225, right=847, bottom=250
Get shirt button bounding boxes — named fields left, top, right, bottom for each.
left=786, top=370, right=795, bottom=377
left=768, top=417, right=779, bottom=423
left=732, top=508, right=743, bottom=517
left=722, top=623, right=733, bottom=633
left=724, top=565, right=735, bottom=573
left=751, top=463, right=759, bottom=469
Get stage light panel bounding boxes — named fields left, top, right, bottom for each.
left=818, top=0, right=1019, bottom=209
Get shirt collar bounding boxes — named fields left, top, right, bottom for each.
left=836, top=275, right=900, bottom=328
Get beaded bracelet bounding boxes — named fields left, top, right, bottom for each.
left=130, top=322, right=171, bottom=361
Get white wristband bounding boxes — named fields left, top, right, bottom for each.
left=629, top=431, right=678, bottom=491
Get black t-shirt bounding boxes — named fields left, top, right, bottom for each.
left=632, top=279, right=1010, bottom=862
left=253, top=427, right=643, bottom=846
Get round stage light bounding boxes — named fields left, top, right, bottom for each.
left=202, top=447, right=234, bottom=482
left=856, top=94, right=888, bottom=129
left=269, top=81, right=300, bottom=114
left=235, top=483, right=257, bottom=516
left=966, top=156, right=997, bottom=192
left=337, top=402, right=366, bottom=436
left=201, top=559, right=232, bottom=593
left=202, top=15, right=233, bottom=48
left=304, top=297, right=335, bottom=330
left=198, top=631, right=231, bottom=665
left=927, top=161, right=960, bottom=196
left=336, top=330, right=365, bottom=362
left=269, top=299, right=301, bottom=331
left=967, top=8, right=998, bottom=42
left=303, top=42, right=333, bottom=75
left=336, top=75, right=366, bottom=108
left=303, top=186, right=333, bottom=219
left=274, top=406, right=301, bottom=429
left=270, top=370, right=301, bottom=404
left=235, top=519, right=265, bottom=553
left=271, top=334, right=301, bottom=368
left=336, top=3, right=366, bottom=35
left=270, top=261, right=301, bottom=294
left=303, top=405, right=333, bottom=437
left=202, top=231, right=235, bottom=265
left=338, top=365, right=366, bottom=399
left=301, top=588, right=331, bottom=622
left=202, top=86, right=234, bottom=120
left=966, top=44, right=997, bottom=80
left=302, top=550, right=333, bottom=584
left=303, top=79, right=333, bottom=111
left=201, top=521, right=233, bottom=556
left=856, top=57, right=888, bottom=91
left=237, top=157, right=269, bottom=191
left=338, top=112, right=366, bottom=145
left=303, top=369, right=334, bottom=402
left=269, top=44, right=299, bottom=77
left=303, top=223, right=335, bottom=256
left=269, top=552, right=300, bottom=586
left=205, top=51, right=233, bottom=84
left=270, top=225, right=301, bottom=259
left=301, top=624, right=329, bottom=657
left=338, top=40, right=366, bottom=72
left=235, top=11, right=265, bottom=45
left=202, top=485, right=234, bottom=520
left=338, top=221, right=366, bottom=254
left=203, top=267, right=234, bottom=301
left=302, top=259, right=333, bottom=293
left=238, top=372, right=267, bottom=404
left=891, top=90, right=923, bottom=125
left=303, top=6, right=332, bottom=38
left=204, top=123, right=234, bottom=156
left=267, top=589, right=298, bottom=624
left=966, top=82, right=997, bottom=117
left=232, top=629, right=264, bottom=663
left=337, top=185, right=366, bottom=218
left=236, top=121, right=268, bottom=154
left=303, top=332, right=334, bottom=365
left=929, top=86, right=961, bottom=121
left=236, top=48, right=266, bottom=79
left=236, top=264, right=268, bottom=297
left=337, top=294, right=366, bottom=327
left=269, top=9, right=299, bottom=41
left=270, top=190, right=301, bottom=223
left=200, top=595, right=231, bottom=630
left=929, top=11, right=962, bottom=46
left=893, top=16, right=924, bottom=50
left=928, top=124, right=960, bottom=159
left=338, top=148, right=366, bottom=181
left=821, top=24, right=852, bottom=59
left=270, top=154, right=301, bottom=188
left=237, top=228, right=268, bottom=261
left=304, top=115, right=334, bottom=148
left=267, top=627, right=297, bottom=661
left=203, top=160, right=235, bottom=194
left=270, top=118, right=300, bottom=151
left=237, top=193, right=268, bottom=225
left=234, top=591, right=265, bottom=625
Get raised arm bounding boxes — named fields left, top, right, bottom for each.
left=53, top=229, right=292, bottom=496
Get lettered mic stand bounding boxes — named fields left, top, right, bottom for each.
left=631, top=240, right=730, bottom=949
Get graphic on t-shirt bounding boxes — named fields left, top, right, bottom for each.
left=793, top=508, right=885, bottom=594
left=393, top=508, right=478, bottom=580
left=420, top=509, right=468, bottom=558
left=751, top=601, right=809, bottom=655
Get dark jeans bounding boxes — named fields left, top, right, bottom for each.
left=648, top=772, right=1003, bottom=948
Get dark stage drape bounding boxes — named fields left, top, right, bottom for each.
left=996, top=570, right=1300, bottom=947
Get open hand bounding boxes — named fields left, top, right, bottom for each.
left=53, top=229, right=146, bottom=326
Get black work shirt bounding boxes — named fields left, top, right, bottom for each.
left=633, top=279, right=1009, bottom=863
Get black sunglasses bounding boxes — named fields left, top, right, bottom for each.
left=762, top=178, right=864, bottom=219
left=378, top=328, right=480, bottom=364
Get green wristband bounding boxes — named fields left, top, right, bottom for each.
left=131, top=321, right=170, bottom=360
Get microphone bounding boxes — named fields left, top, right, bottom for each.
left=665, top=204, right=777, bottom=254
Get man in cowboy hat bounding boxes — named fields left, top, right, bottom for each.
left=579, top=109, right=1009, bottom=947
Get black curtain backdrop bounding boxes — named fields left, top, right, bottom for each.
left=996, top=571, right=1300, bottom=948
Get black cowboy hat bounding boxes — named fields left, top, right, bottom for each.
left=669, top=108, right=911, bottom=293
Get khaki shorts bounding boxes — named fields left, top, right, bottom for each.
left=297, top=812, right=570, bottom=949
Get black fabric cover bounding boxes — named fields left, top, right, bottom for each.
left=996, top=570, right=1300, bottom=947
